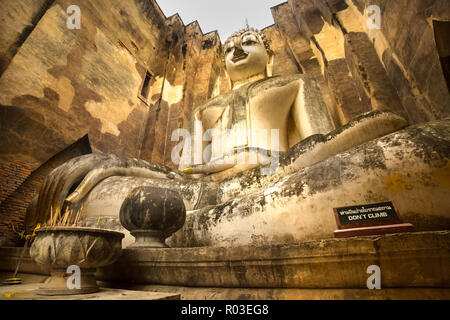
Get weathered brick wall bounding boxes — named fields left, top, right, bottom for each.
left=377, top=0, right=450, bottom=121
left=326, top=58, right=371, bottom=125
left=344, top=32, right=406, bottom=116
left=0, top=161, right=32, bottom=205
left=0, top=0, right=171, bottom=173
left=0, top=136, right=91, bottom=247
left=0, top=0, right=55, bottom=76
left=285, top=0, right=450, bottom=125
left=342, top=0, right=450, bottom=122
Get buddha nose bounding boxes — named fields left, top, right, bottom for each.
left=233, top=44, right=245, bottom=56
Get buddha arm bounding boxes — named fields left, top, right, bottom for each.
left=31, top=153, right=185, bottom=229
left=292, top=77, right=334, bottom=140
left=65, top=162, right=175, bottom=203
left=181, top=106, right=237, bottom=175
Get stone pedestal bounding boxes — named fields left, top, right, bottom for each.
left=129, top=230, right=168, bottom=248
left=334, top=223, right=415, bottom=238
left=36, top=268, right=98, bottom=296
left=119, top=186, right=186, bottom=248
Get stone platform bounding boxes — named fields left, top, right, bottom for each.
left=98, top=283, right=450, bottom=300
left=99, top=231, right=450, bottom=289
left=0, top=231, right=449, bottom=299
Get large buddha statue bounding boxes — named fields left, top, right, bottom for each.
left=26, top=27, right=449, bottom=247
left=178, top=27, right=335, bottom=181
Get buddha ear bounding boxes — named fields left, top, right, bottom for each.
left=224, top=69, right=233, bottom=90
left=265, top=53, right=274, bottom=78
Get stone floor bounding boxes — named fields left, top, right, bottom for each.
left=0, top=273, right=180, bottom=300
left=0, top=283, right=180, bottom=300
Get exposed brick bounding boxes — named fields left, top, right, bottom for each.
left=344, top=32, right=406, bottom=117
left=0, top=135, right=91, bottom=247
left=0, top=161, right=31, bottom=204
left=326, top=58, right=372, bottom=125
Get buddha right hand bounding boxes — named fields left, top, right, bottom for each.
left=35, top=153, right=120, bottom=223
left=35, top=153, right=176, bottom=223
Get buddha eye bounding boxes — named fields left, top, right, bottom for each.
left=224, top=41, right=235, bottom=54
left=241, top=34, right=258, bottom=45
left=242, top=39, right=256, bottom=45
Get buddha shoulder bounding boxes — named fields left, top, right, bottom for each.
left=194, top=89, right=237, bottom=113
left=247, top=73, right=313, bottom=97
left=195, top=74, right=313, bottom=112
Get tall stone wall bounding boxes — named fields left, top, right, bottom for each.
left=340, top=0, right=450, bottom=122
left=139, top=18, right=227, bottom=168
left=0, top=0, right=172, bottom=172
left=271, top=0, right=450, bottom=125
left=0, top=0, right=55, bottom=76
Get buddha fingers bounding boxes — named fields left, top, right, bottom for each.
left=183, top=162, right=235, bottom=175
left=65, top=166, right=169, bottom=203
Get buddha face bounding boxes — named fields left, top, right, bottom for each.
left=224, top=31, right=271, bottom=83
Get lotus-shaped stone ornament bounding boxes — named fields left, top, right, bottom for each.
left=30, top=226, right=124, bottom=295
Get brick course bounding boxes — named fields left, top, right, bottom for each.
left=0, top=135, right=91, bottom=247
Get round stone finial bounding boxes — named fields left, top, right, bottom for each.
left=119, top=186, right=186, bottom=248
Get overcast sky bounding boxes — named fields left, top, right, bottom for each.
left=156, top=0, right=285, bottom=42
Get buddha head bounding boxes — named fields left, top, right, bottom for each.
left=224, top=27, right=274, bottom=87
